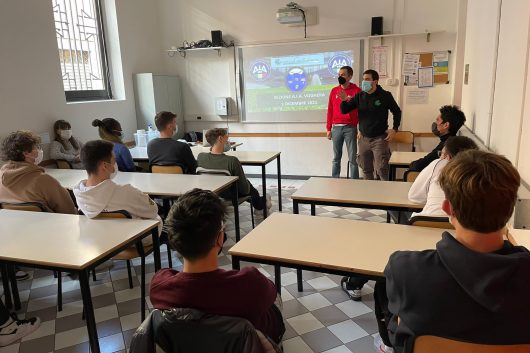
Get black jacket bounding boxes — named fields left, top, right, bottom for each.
left=340, top=85, right=401, bottom=138
left=385, top=232, right=530, bottom=353
left=409, top=133, right=451, bottom=172
left=130, top=308, right=279, bottom=353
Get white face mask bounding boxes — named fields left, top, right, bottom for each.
left=174, top=125, right=179, bottom=135
left=59, top=129, right=72, bottom=140
left=110, top=162, right=118, bottom=179
left=34, top=149, right=44, bottom=165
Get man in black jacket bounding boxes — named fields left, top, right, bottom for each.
left=380, top=150, right=530, bottom=353
left=409, top=105, right=466, bottom=172
left=340, top=69, right=401, bottom=180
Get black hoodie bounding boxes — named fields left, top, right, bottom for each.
left=385, top=232, right=530, bottom=352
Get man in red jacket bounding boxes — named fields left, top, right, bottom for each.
left=149, top=189, right=285, bottom=344
left=326, top=66, right=361, bottom=178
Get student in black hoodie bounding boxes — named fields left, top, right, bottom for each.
left=408, top=105, right=466, bottom=172
left=340, top=69, right=401, bottom=181
left=379, top=150, right=530, bottom=353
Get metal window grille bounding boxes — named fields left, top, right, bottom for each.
left=53, top=0, right=112, bottom=101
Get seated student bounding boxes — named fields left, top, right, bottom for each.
left=379, top=150, right=530, bottom=353
left=147, top=111, right=197, bottom=174
left=407, top=136, right=478, bottom=219
left=197, top=128, right=271, bottom=211
left=409, top=105, right=466, bottom=172
left=0, top=130, right=77, bottom=214
left=49, top=119, right=83, bottom=169
left=92, top=118, right=136, bottom=172
left=0, top=298, right=40, bottom=347
left=73, top=140, right=160, bottom=243
left=149, top=189, right=285, bottom=344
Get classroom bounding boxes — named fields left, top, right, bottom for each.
left=1, top=0, right=530, bottom=352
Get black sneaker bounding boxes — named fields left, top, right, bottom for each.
left=341, top=276, right=362, bottom=301
left=15, top=271, right=30, bottom=281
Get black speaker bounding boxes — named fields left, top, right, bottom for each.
left=211, top=30, right=223, bottom=47
left=371, top=17, right=383, bottom=35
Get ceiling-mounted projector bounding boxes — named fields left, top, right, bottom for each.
left=276, top=3, right=305, bottom=24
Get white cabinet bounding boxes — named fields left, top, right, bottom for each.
left=133, top=73, right=184, bottom=138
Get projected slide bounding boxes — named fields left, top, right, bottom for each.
left=244, top=50, right=354, bottom=113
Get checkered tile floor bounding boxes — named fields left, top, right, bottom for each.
left=0, top=178, right=387, bottom=353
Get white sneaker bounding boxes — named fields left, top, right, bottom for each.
left=373, top=333, right=394, bottom=353
left=0, top=316, right=41, bottom=347
left=265, top=194, right=272, bottom=210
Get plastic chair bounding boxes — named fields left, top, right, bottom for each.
left=404, top=170, right=420, bottom=182
left=196, top=167, right=255, bottom=230
left=392, top=131, right=415, bottom=151
left=55, top=159, right=73, bottom=169
left=408, top=215, right=454, bottom=229
left=150, top=165, right=184, bottom=174
left=407, top=335, right=530, bottom=353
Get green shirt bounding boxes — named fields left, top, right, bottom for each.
left=196, top=153, right=250, bottom=195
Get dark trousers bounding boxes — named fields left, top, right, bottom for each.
left=246, top=183, right=265, bottom=210
left=0, top=299, right=10, bottom=326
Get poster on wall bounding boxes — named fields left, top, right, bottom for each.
left=403, top=51, right=451, bottom=85
left=372, top=46, right=389, bottom=78
left=406, top=89, right=429, bottom=104
left=402, top=53, right=420, bottom=85
left=418, top=66, right=434, bottom=88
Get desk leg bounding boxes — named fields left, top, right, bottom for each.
left=277, top=156, right=282, bottom=212
left=232, top=257, right=241, bottom=270
left=151, top=228, right=161, bottom=272
left=135, top=241, right=146, bottom=322
left=262, top=165, right=268, bottom=218
left=233, top=183, right=241, bottom=242
left=79, top=271, right=100, bottom=353
left=1, top=264, right=12, bottom=309
left=7, top=265, right=20, bottom=310
left=293, top=200, right=299, bottom=215
left=274, top=265, right=281, bottom=293
left=297, top=269, right=303, bottom=292
left=389, top=165, right=395, bottom=181
left=310, top=204, right=316, bottom=216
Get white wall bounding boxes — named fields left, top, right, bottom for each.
left=156, top=0, right=459, bottom=176
left=0, top=0, right=164, bottom=150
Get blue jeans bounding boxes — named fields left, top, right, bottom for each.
left=332, top=125, right=359, bottom=178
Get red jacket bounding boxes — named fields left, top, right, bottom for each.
left=326, top=83, right=361, bottom=131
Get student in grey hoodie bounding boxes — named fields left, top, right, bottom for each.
left=73, top=140, right=160, bottom=244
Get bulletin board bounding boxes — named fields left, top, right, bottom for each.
left=403, top=51, right=450, bottom=86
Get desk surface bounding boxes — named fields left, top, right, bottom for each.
left=0, top=210, right=158, bottom=270
left=508, top=228, right=530, bottom=249
left=389, top=151, right=428, bottom=166
left=291, top=177, right=424, bottom=209
left=229, top=213, right=444, bottom=277
left=130, top=146, right=280, bottom=165
left=46, top=169, right=238, bottom=196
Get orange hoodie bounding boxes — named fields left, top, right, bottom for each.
left=0, top=161, right=76, bottom=214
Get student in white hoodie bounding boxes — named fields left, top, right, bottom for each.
left=73, top=140, right=161, bottom=245
left=408, top=136, right=478, bottom=219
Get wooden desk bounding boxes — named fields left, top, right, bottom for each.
left=129, top=143, right=243, bottom=161
left=388, top=151, right=428, bottom=180
left=229, top=213, right=443, bottom=290
left=129, top=148, right=282, bottom=218
left=508, top=228, right=530, bottom=249
left=45, top=169, right=244, bottom=241
left=291, top=177, right=423, bottom=222
left=0, top=210, right=158, bottom=353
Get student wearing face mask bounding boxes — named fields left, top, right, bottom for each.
left=73, top=140, right=161, bottom=244
left=408, top=105, right=467, bottom=172
left=49, top=119, right=83, bottom=169
left=0, top=130, right=76, bottom=213
left=339, top=69, right=401, bottom=181
left=147, top=111, right=197, bottom=174
left=92, top=118, right=136, bottom=172
left=326, top=66, right=361, bottom=178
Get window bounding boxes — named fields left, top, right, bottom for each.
left=53, top=0, right=112, bottom=101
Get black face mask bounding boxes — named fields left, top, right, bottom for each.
left=338, top=76, right=347, bottom=85
left=431, top=122, right=441, bottom=137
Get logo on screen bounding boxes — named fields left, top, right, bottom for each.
left=286, top=67, right=307, bottom=92
left=328, top=55, right=352, bottom=75
left=250, top=61, right=271, bottom=81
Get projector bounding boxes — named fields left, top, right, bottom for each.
left=276, top=7, right=305, bottom=24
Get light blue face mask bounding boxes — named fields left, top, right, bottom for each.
left=361, top=80, right=372, bottom=92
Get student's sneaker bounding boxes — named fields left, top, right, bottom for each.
left=0, top=315, right=41, bottom=347
left=341, top=276, right=362, bottom=301
left=15, top=270, right=30, bottom=281
left=373, top=333, right=394, bottom=353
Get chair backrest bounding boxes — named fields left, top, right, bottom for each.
left=404, top=170, right=420, bottom=182
left=150, top=165, right=184, bottom=174
left=411, top=335, right=530, bottom=353
left=196, top=167, right=231, bottom=176
left=95, top=210, right=132, bottom=219
left=392, top=131, right=415, bottom=151
left=409, top=215, right=454, bottom=229
left=0, top=202, right=47, bottom=212
left=56, top=159, right=73, bottom=169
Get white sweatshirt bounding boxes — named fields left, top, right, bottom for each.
left=408, top=158, right=448, bottom=219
